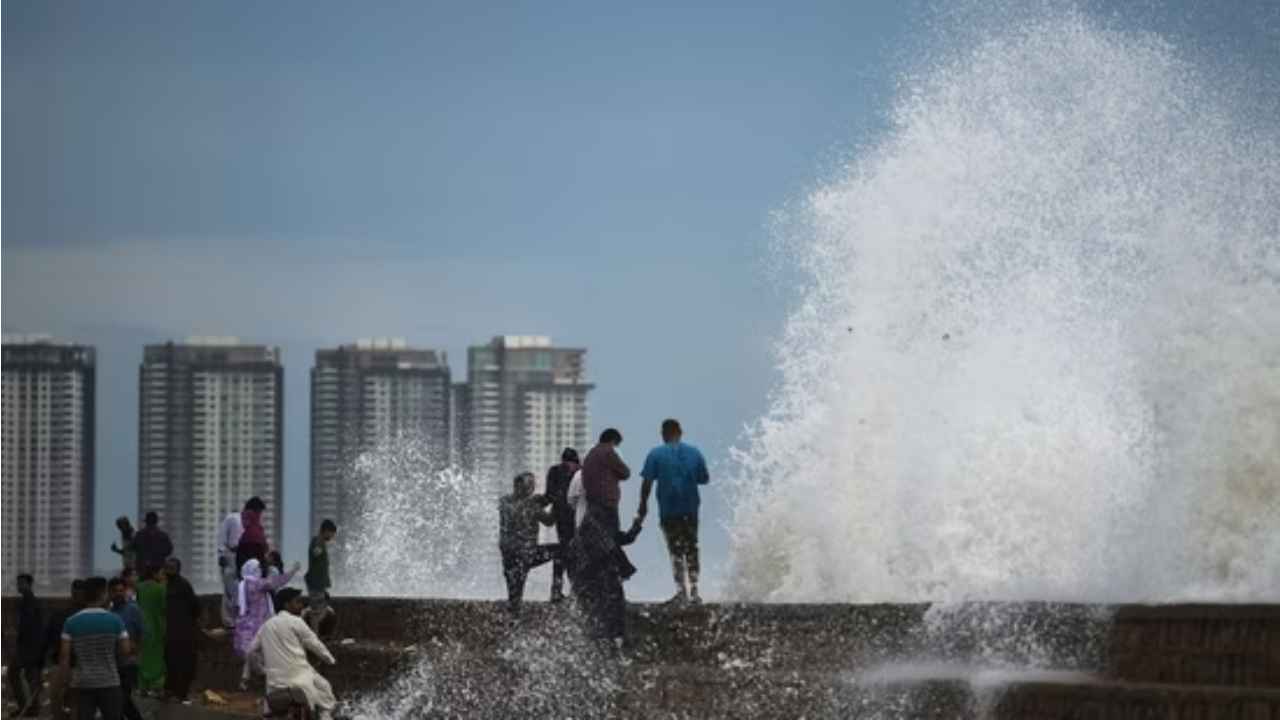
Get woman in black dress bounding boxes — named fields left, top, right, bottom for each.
left=162, top=557, right=202, bottom=704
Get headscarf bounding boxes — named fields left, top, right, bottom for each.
left=237, top=559, right=273, bottom=617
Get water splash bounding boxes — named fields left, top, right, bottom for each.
left=338, top=436, right=503, bottom=598
left=728, top=8, right=1280, bottom=603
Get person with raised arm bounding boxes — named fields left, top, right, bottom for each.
left=249, top=588, right=339, bottom=720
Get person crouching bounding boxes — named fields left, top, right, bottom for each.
left=249, top=588, right=338, bottom=720
left=498, top=472, right=559, bottom=614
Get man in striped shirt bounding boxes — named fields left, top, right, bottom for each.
left=59, top=577, right=132, bottom=720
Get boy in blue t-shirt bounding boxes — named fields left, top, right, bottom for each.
left=638, top=418, right=710, bottom=605
left=60, top=576, right=132, bottom=720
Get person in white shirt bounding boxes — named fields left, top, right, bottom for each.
left=567, top=468, right=588, bottom=529
left=218, top=502, right=246, bottom=628
left=248, top=588, right=338, bottom=720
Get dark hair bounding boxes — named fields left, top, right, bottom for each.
left=17, top=573, right=34, bottom=585
left=599, top=428, right=623, bottom=445
left=512, top=472, right=534, bottom=493
left=166, top=557, right=182, bottom=574
left=320, top=519, right=337, bottom=533
left=144, top=511, right=159, bottom=526
left=115, top=516, right=135, bottom=540
left=661, top=418, right=682, bottom=438
left=561, top=447, right=580, bottom=463
left=244, top=496, right=267, bottom=512
left=275, top=587, right=303, bottom=609
left=82, top=577, right=109, bottom=603
left=108, top=576, right=125, bottom=590
left=70, top=579, right=86, bottom=595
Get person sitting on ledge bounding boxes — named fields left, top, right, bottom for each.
left=250, top=588, right=338, bottom=720
left=498, top=471, right=559, bottom=613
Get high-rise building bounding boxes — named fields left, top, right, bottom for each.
left=2, top=336, right=95, bottom=588
left=310, top=339, right=451, bottom=535
left=457, top=336, right=593, bottom=487
left=138, top=338, right=282, bottom=589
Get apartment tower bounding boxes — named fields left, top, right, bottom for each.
left=2, top=336, right=95, bottom=588
left=310, top=339, right=451, bottom=537
left=458, top=336, right=592, bottom=487
left=138, top=338, right=283, bottom=588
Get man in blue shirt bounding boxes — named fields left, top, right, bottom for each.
left=109, top=576, right=145, bottom=720
left=60, top=577, right=132, bottom=720
left=638, top=418, right=710, bottom=605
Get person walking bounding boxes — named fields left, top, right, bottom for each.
left=135, top=566, right=167, bottom=694
left=45, top=579, right=86, bottom=720
left=108, top=577, right=145, bottom=720
left=110, top=517, right=138, bottom=571
left=638, top=418, right=710, bottom=605
left=235, top=498, right=270, bottom=574
left=544, top=448, right=580, bottom=602
left=218, top=501, right=246, bottom=627
left=248, top=588, right=339, bottom=720
left=234, top=557, right=300, bottom=686
left=133, top=512, right=173, bottom=576
left=162, top=558, right=201, bottom=704
left=498, top=472, right=559, bottom=613
left=8, top=573, right=44, bottom=717
left=304, top=519, right=338, bottom=632
left=581, top=428, right=631, bottom=534
left=58, top=577, right=132, bottom=720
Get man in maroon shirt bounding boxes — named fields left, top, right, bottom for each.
left=581, top=428, right=630, bottom=533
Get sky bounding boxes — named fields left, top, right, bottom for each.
left=4, top=0, right=1276, bottom=599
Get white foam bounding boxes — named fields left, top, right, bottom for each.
left=727, top=8, right=1280, bottom=603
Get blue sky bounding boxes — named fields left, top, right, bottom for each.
left=4, top=1, right=1276, bottom=598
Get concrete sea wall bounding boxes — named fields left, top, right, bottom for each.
left=5, top=596, right=1278, bottom=718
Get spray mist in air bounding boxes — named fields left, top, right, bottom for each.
left=727, top=9, right=1279, bottom=603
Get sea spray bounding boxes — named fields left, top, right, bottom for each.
left=727, top=8, right=1280, bottom=603
left=338, top=435, right=503, bottom=597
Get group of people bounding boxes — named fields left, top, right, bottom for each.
left=499, top=417, right=710, bottom=648
left=8, top=554, right=200, bottom=720
left=7, top=502, right=344, bottom=720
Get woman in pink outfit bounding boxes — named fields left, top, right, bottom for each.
left=234, top=558, right=299, bottom=686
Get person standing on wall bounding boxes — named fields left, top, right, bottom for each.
left=581, top=428, right=631, bottom=535
left=638, top=418, right=710, bottom=605
left=544, top=447, right=580, bottom=602
left=498, top=473, right=559, bottom=613
left=235, top=497, right=270, bottom=576
left=133, top=512, right=173, bottom=577
left=304, top=519, right=338, bottom=632
left=110, top=517, right=138, bottom=571
left=218, top=500, right=247, bottom=627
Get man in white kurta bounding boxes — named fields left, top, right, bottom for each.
left=218, top=509, right=244, bottom=627
left=248, top=589, right=338, bottom=719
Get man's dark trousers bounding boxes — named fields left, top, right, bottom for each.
left=502, top=544, right=561, bottom=612
left=76, top=686, right=124, bottom=720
